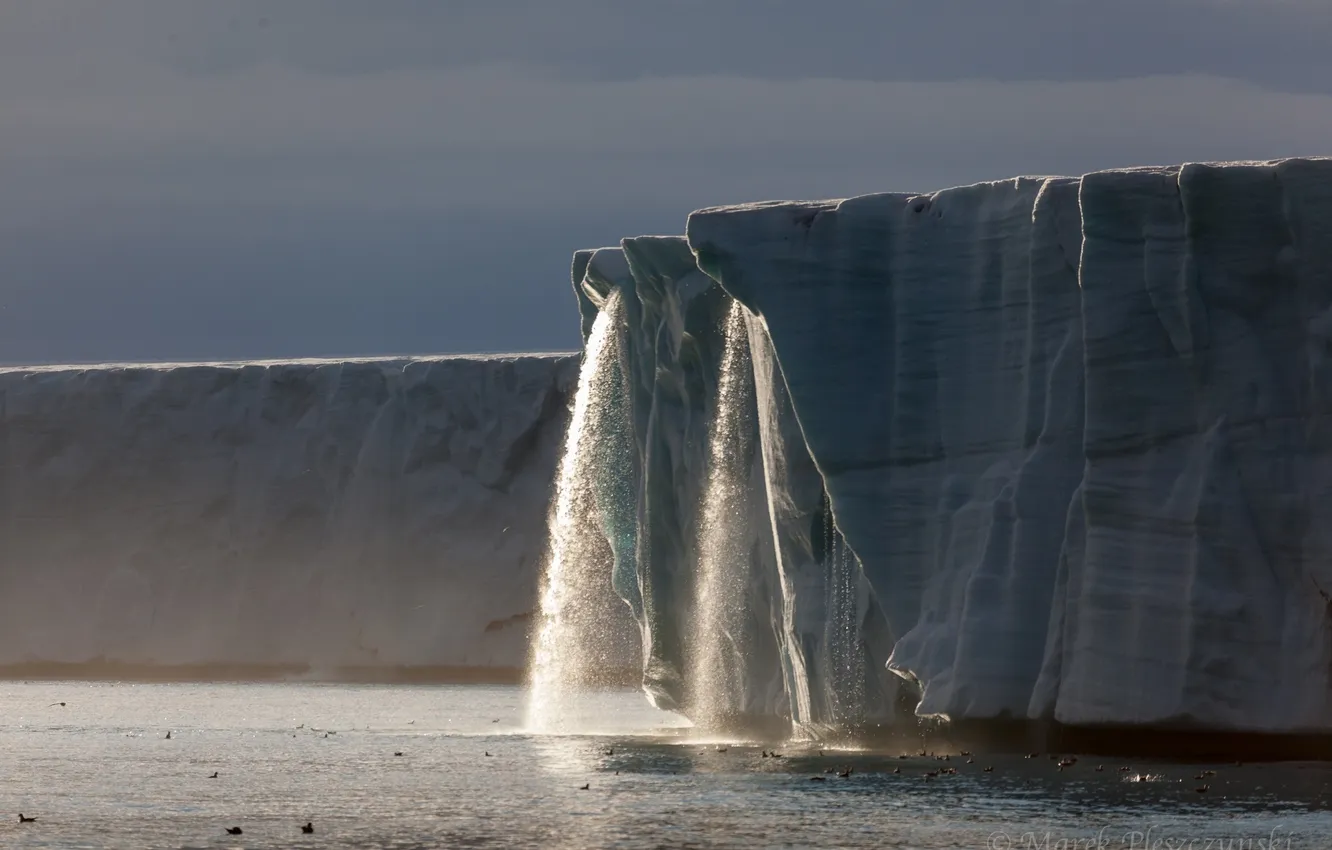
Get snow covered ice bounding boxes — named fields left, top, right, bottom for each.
left=0, top=355, right=580, bottom=676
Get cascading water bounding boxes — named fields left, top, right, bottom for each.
left=688, top=299, right=757, bottom=730
left=824, top=501, right=866, bottom=731
left=527, top=292, right=634, bottom=732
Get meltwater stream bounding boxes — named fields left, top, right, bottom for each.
left=527, top=293, right=636, bottom=733
left=689, top=300, right=758, bottom=729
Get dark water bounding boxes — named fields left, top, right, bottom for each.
left=2, top=682, right=1329, bottom=848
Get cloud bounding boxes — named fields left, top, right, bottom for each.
left=4, top=63, right=1332, bottom=216
left=5, top=1, right=1332, bottom=91
left=2, top=1, right=1330, bottom=361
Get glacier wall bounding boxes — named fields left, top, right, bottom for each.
left=563, top=156, right=1332, bottom=737
left=681, top=157, right=1332, bottom=734
left=689, top=178, right=1089, bottom=726
left=0, top=355, right=583, bottom=677
left=572, top=238, right=901, bottom=735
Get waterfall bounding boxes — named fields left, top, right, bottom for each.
left=825, top=501, right=866, bottom=731
left=526, top=292, right=632, bottom=732
left=688, top=300, right=756, bottom=730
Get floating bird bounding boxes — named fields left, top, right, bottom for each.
left=983, top=766, right=994, bottom=773
left=715, top=746, right=728, bottom=753
left=604, top=748, right=614, bottom=756
left=809, top=775, right=825, bottom=781
left=394, top=751, right=403, bottom=757
left=960, top=750, right=972, bottom=756
left=492, top=719, right=500, bottom=723
left=208, top=771, right=219, bottom=779
left=18, top=814, right=36, bottom=823
left=1025, top=753, right=1038, bottom=759
left=165, top=731, right=172, bottom=740
left=838, top=768, right=852, bottom=778
left=49, top=702, right=66, bottom=707
left=1196, top=785, right=1210, bottom=793
left=301, top=822, right=314, bottom=834
left=893, top=767, right=901, bottom=774
left=225, top=827, right=243, bottom=835
left=966, top=758, right=975, bottom=764
left=485, top=751, right=492, bottom=757
left=578, top=783, right=590, bottom=790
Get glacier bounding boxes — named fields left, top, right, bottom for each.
left=0, top=354, right=614, bottom=679
left=565, top=156, right=1332, bottom=742
left=7, top=155, right=1332, bottom=747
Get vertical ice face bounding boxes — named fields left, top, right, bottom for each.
left=0, top=355, right=581, bottom=674
left=568, top=238, right=731, bottom=711
left=689, top=178, right=1088, bottom=722
left=745, top=314, right=898, bottom=735
left=569, top=236, right=896, bottom=734
left=1042, top=159, right=1332, bottom=730
left=682, top=158, right=1332, bottom=732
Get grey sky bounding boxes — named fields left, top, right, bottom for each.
left=2, top=1, right=1330, bottom=363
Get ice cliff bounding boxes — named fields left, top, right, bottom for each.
left=572, top=156, right=1332, bottom=736
left=0, top=355, right=579, bottom=677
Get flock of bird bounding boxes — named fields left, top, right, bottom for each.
left=16, top=699, right=363, bottom=838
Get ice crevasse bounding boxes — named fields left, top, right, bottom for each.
left=574, top=157, right=1332, bottom=735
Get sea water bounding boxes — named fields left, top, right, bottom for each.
left=2, top=682, right=1330, bottom=848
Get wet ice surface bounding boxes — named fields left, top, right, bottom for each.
left=1, top=682, right=1330, bottom=849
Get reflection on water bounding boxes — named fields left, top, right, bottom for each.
left=1, top=682, right=1330, bottom=849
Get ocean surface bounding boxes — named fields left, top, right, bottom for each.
left=2, top=682, right=1330, bottom=849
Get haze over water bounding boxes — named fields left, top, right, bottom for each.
left=4, top=682, right=1331, bottom=848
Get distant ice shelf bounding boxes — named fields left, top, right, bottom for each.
left=0, top=355, right=584, bottom=677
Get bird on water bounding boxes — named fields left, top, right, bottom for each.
left=18, top=814, right=36, bottom=823
left=302, top=821, right=314, bottom=833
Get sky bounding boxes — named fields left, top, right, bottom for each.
left=2, top=0, right=1332, bottom=364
